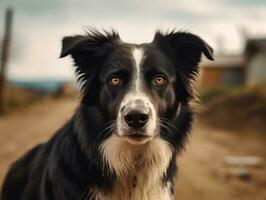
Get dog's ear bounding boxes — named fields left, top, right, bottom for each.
left=60, top=29, right=120, bottom=61
left=60, top=35, right=88, bottom=58
left=153, top=30, right=214, bottom=103
left=153, top=31, right=213, bottom=65
left=60, top=29, right=120, bottom=105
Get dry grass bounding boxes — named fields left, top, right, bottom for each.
left=199, top=86, right=266, bottom=134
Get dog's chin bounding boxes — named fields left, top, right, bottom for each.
left=118, top=130, right=156, bottom=145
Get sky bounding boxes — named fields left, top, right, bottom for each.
left=0, top=0, right=266, bottom=80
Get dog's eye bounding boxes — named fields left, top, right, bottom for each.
left=109, top=76, right=122, bottom=86
left=153, top=75, right=167, bottom=86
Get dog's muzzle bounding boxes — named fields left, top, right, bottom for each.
left=117, top=96, right=157, bottom=144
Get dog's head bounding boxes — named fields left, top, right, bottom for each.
left=60, top=29, right=213, bottom=146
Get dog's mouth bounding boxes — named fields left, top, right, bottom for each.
left=127, top=131, right=150, bottom=140
left=120, top=130, right=155, bottom=145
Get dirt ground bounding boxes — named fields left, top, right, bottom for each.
left=0, top=98, right=265, bottom=200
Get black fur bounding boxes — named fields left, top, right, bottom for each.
left=1, top=29, right=213, bottom=200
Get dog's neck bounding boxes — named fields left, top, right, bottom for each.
left=100, top=135, right=173, bottom=176
left=98, top=134, right=174, bottom=200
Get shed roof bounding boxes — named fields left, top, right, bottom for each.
left=201, top=54, right=244, bottom=68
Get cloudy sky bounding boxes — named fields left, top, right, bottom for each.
left=1, top=0, right=266, bottom=80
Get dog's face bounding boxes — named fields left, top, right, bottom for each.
left=98, top=45, right=179, bottom=145
left=60, top=29, right=213, bottom=146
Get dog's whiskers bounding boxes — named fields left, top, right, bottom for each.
left=96, top=120, right=116, bottom=140
left=160, top=118, right=179, bottom=133
left=159, top=123, right=174, bottom=138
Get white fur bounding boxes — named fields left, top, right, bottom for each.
left=132, top=48, right=143, bottom=92
left=117, top=47, right=157, bottom=139
left=99, top=135, right=173, bottom=200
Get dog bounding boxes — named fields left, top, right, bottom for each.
left=1, top=29, right=213, bottom=200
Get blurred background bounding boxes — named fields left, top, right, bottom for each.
left=0, top=0, right=265, bottom=199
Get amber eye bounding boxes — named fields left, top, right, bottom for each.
left=109, top=77, right=122, bottom=86
left=153, top=76, right=167, bottom=86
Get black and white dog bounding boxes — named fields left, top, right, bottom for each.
left=1, top=29, right=213, bottom=200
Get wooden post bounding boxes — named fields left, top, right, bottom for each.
left=0, top=8, right=13, bottom=114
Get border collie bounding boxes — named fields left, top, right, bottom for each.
left=1, top=29, right=213, bottom=200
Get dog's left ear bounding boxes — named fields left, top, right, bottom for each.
left=153, top=31, right=214, bottom=103
left=153, top=31, right=214, bottom=65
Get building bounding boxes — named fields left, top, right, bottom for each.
left=200, top=54, right=244, bottom=89
left=245, top=38, right=266, bottom=85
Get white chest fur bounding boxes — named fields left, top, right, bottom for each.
left=96, top=135, right=174, bottom=200
left=93, top=177, right=173, bottom=200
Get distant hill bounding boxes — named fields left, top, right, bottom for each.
left=3, top=80, right=77, bottom=112
left=9, top=79, right=75, bottom=93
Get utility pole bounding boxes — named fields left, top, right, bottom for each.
left=0, top=8, right=13, bottom=114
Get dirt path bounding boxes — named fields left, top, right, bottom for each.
left=176, top=123, right=266, bottom=200
left=0, top=99, right=265, bottom=199
left=0, top=98, right=78, bottom=186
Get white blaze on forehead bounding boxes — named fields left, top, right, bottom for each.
left=117, top=47, right=157, bottom=138
left=132, top=48, right=144, bottom=92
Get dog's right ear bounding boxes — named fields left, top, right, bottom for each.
left=59, top=30, right=120, bottom=63
left=59, top=29, right=120, bottom=104
left=60, top=35, right=88, bottom=58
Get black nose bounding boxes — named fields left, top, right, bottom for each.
left=124, top=110, right=149, bottom=129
